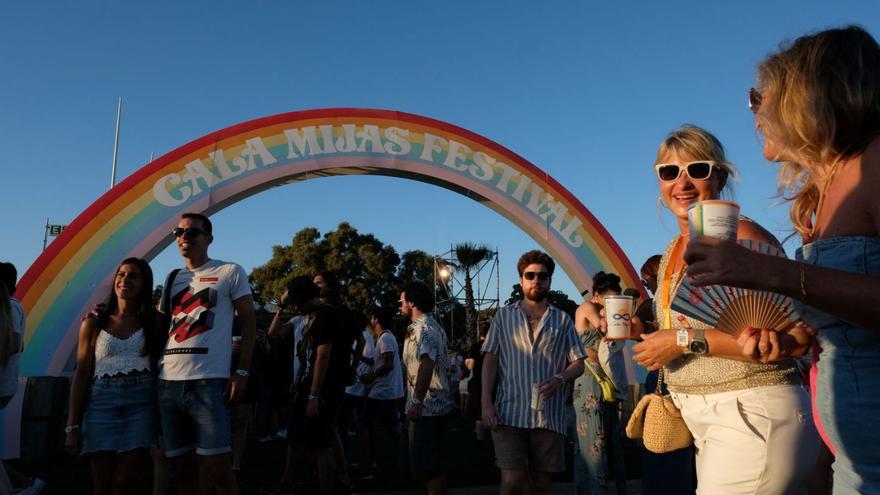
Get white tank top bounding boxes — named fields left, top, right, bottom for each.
left=93, top=328, right=151, bottom=378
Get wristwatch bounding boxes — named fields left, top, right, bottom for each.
left=235, top=368, right=250, bottom=377
left=688, top=329, right=708, bottom=354
left=553, top=373, right=565, bottom=384
left=676, top=328, right=689, bottom=348
left=65, top=425, right=80, bottom=434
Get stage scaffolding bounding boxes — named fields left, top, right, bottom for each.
left=432, top=247, right=500, bottom=350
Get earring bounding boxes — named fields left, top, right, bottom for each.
left=658, top=195, right=667, bottom=209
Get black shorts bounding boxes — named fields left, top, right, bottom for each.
left=360, top=397, right=401, bottom=434
left=288, top=392, right=339, bottom=449
left=408, top=413, right=450, bottom=481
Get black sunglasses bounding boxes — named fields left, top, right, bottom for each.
left=654, top=161, right=716, bottom=182
left=523, top=271, right=550, bottom=281
left=172, top=227, right=208, bottom=238
left=748, top=87, right=762, bottom=114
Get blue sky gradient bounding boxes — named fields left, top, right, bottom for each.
left=2, top=1, right=878, bottom=304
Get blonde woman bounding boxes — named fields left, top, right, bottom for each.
left=629, top=125, right=819, bottom=494
left=685, top=26, right=880, bottom=493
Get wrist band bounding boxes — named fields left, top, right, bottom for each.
left=308, top=394, right=320, bottom=400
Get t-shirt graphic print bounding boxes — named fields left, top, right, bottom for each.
left=159, top=259, right=251, bottom=381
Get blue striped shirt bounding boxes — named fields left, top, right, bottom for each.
left=482, top=301, right=585, bottom=434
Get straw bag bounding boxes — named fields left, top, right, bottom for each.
left=584, top=360, right=615, bottom=403
left=625, top=368, right=693, bottom=453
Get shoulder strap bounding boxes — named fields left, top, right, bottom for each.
left=583, top=359, right=606, bottom=384
left=162, top=269, right=182, bottom=318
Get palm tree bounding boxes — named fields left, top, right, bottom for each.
left=453, top=242, right=493, bottom=345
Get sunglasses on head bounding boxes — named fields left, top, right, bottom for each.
left=748, top=87, right=762, bottom=114
left=172, top=227, right=208, bottom=238
left=654, top=161, right=716, bottom=182
left=523, top=271, right=550, bottom=281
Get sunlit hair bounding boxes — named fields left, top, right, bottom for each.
left=756, top=25, right=880, bottom=236
left=640, top=255, right=662, bottom=280
left=97, top=258, right=159, bottom=363
left=592, top=271, right=622, bottom=296
left=654, top=124, right=738, bottom=199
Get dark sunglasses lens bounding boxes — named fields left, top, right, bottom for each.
left=657, top=165, right=681, bottom=181
left=174, top=227, right=203, bottom=238
left=749, top=88, right=762, bottom=113
left=687, top=162, right=712, bottom=180
left=524, top=272, right=549, bottom=281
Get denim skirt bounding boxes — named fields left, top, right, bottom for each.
left=83, top=373, right=157, bottom=454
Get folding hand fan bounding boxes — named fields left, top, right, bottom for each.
left=671, top=239, right=800, bottom=335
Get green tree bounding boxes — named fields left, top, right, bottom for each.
left=251, top=222, right=438, bottom=313
left=452, top=242, right=493, bottom=345
left=505, top=283, right=579, bottom=319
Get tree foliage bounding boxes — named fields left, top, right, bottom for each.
left=250, top=222, right=435, bottom=312
left=452, top=242, right=493, bottom=346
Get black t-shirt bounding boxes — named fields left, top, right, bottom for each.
left=297, top=305, right=355, bottom=402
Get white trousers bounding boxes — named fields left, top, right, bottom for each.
left=671, top=384, right=820, bottom=495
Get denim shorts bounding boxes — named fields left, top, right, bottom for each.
left=157, top=378, right=231, bottom=457
left=83, top=374, right=157, bottom=454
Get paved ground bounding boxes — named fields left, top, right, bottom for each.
left=8, top=411, right=645, bottom=494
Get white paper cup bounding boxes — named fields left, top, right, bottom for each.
left=688, top=200, right=740, bottom=240
left=530, top=384, right=543, bottom=411
left=604, top=295, right=634, bottom=340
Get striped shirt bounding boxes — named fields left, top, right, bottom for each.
left=482, top=301, right=585, bottom=434
left=402, top=314, right=453, bottom=416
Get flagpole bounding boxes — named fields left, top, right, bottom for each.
left=110, top=97, right=122, bottom=189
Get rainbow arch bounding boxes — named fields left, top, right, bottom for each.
left=7, top=109, right=646, bottom=456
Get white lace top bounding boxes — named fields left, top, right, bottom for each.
left=93, top=328, right=151, bottom=378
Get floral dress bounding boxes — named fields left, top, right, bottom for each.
left=572, top=327, right=608, bottom=494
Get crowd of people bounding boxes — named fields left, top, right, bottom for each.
left=0, top=23, right=878, bottom=495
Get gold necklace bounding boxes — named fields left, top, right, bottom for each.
left=809, top=159, right=845, bottom=240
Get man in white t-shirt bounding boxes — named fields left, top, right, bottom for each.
left=357, top=306, right=404, bottom=475
left=157, top=213, right=256, bottom=494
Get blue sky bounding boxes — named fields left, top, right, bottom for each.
left=1, top=1, right=878, bottom=306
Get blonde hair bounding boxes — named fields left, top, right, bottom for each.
left=655, top=124, right=739, bottom=199
left=757, top=25, right=880, bottom=236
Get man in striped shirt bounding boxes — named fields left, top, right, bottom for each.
left=482, top=250, right=586, bottom=495
left=401, top=281, right=453, bottom=494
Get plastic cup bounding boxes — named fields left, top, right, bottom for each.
left=688, top=200, right=740, bottom=240
left=604, top=295, right=634, bottom=340
left=530, top=384, right=543, bottom=411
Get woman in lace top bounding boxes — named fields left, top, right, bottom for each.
left=684, top=26, right=880, bottom=493
left=65, top=257, right=162, bottom=494
left=629, top=125, right=819, bottom=493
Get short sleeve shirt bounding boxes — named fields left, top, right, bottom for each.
left=296, top=305, right=355, bottom=402
left=345, top=329, right=375, bottom=397
left=481, top=301, right=585, bottom=434
left=369, top=330, right=404, bottom=400
left=402, top=314, right=453, bottom=416
left=160, top=259, right=252, bottom=381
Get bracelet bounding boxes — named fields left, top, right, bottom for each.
left=308, top=394, right=321, bottom=401
left=799, top=263, right=808, bottom=302
left=553, top=373, right=565, bottom=383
